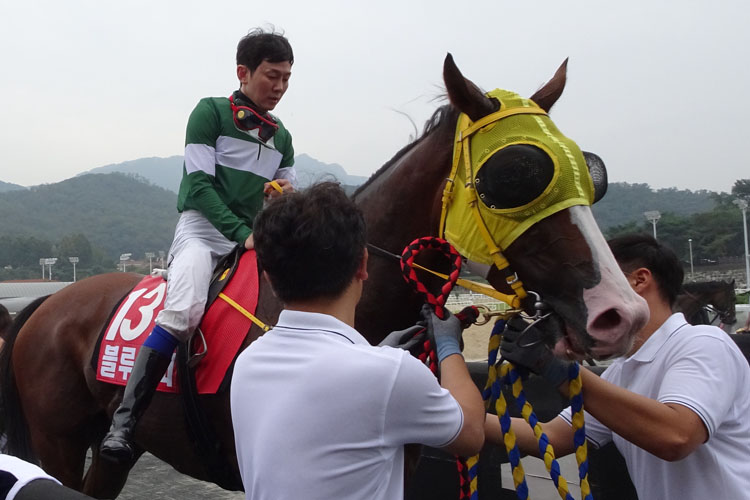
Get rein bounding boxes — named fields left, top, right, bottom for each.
left=395, top=237, right=592, bottom=500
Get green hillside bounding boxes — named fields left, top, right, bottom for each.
left=592, top=183, right=717, bottom=230
left=0, top=173, right=178, bottom=260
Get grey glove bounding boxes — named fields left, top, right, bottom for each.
left=378, top=324, right=425, bottom=350
left=500, top=316, right=571, bottom=387
left=421, top=304, right=463, bottom=362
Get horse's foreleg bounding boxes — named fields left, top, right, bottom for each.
left=83, top=446, right=141, bottom=499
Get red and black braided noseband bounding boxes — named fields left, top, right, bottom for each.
left=400, top=237, right=463, bottom=319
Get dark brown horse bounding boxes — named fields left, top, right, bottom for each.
left=676, top=279, right=737, bottom=327
left=0, top=55, right=648, bottom=498
left=0, top=304, right=10, bottom=341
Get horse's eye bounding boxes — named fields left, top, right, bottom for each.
left=474, top=144, right=555, bottom=209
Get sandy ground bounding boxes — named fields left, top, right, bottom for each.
left=461, top=321, right=497, bottom=361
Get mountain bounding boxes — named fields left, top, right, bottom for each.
left=0, top=173, right=178, bottom=259
left=293, top=154, right=369, bottom=187
left=591, top=182, right=717, bottom=230
left=84, top=156, right=184, bottom=193
left=0, top=180, right=26, bottom=193
left=83, top=154, right=369, bottom=193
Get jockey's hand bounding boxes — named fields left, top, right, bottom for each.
left=500, top=317, right=570, bottom=387
left=421, top=304, right=464, bottom=363
left=378, top=324, right=426, bottom=351
left=244, top=233, right=254, bottom=250
left=264, top=178, right=294, bottom=199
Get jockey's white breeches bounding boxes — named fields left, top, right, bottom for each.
left=155, top=210, right=237, bottom=341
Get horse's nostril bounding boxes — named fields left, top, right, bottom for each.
left=591, top=308, right=622, bottom=331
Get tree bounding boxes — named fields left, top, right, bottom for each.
left=732, top=179, right=750, bottom=201
left=57, top=233, right=94, bottom=266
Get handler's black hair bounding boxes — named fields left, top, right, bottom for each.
left=253, top=182, right=366, bottom=304
left=608, top=233, right=684, bottom=306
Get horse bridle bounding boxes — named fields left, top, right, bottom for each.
left=682, top=289, right=735, bottom=325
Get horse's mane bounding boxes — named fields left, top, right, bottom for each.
left=353, top=104, right=459, bottom=198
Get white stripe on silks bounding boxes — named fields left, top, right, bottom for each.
left=274, top=166, right=297, bottom=188
left=185, top=143, right=216, bottom=176
left=215, top=135, right=283, bottom=180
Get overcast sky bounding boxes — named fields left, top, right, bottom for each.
left=1, top=0, right=747, bottom=193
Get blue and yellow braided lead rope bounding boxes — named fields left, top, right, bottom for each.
left=468, top=319, right=593, bottom=500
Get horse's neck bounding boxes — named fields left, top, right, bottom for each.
left=354, top=130, right=454, bottom=342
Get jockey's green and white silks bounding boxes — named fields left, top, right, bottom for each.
left=441, top=89, right=595, bottom=266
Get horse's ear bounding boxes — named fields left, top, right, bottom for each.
left=443, top=53, right=497, bottom=121
left=530, top=58, right=568, bottom=112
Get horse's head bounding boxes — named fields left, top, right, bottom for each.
left=441, top=55, right=649, bottom=360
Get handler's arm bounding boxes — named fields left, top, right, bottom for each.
left=558, top=369, right=707, bottom=462
left=484, top=413, right=576, bottom=458
left=439, top=354, right=486, bottom=457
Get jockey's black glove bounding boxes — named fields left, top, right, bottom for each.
left=500, top=316, right=571, bottom=388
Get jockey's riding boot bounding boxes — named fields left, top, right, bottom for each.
left=99, top=346, right=172, bottom=463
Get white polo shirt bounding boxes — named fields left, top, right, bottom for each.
left=560, top=313, right=750, bottom=500
left=230, top=310, right=464, bottom=500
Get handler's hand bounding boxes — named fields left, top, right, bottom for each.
left=244, top=233, right=254, bottom=250
left=421, top=304, right=464, bottom=363
left=500, top=317, right=571, bottom=387
left=378, top=324, right=425, bottom=351
left=264, top=178, right=294, bottom=199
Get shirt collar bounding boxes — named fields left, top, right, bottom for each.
left=628, top=312, right=690, bottom=363
left=275, top=309, right=370, bottom=346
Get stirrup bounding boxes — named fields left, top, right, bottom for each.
left=187, top=328, right=208, bottom=368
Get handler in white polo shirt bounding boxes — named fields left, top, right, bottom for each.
left=487, top=234, right=750, bottom=500
left=230, top=182, right=485, bottom=500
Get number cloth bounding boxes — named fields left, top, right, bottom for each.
left=230, top=310, right=464, bottom=500
left=559, top=313, right=750, bottom=500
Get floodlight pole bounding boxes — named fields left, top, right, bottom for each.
left=644, top=210, right=661, bottom=239
left=145, top=252, right=155, bottom=274
left=69, top=257, right=79, bottom=282
left=734, top=199, right=750, bottom=291
left=688, top=238, right=694, bottom=279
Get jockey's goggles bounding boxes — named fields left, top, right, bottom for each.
left=230, top=92, right=279, bottom=142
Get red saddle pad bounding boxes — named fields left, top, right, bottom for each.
left=96, top=250, right=260, bottom=394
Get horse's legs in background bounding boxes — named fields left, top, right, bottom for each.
left=29, top=431, right=89, bottom=491
left=83, top=445, right=142, bottom=499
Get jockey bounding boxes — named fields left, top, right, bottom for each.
left=100, top=27, right=296, bottom=462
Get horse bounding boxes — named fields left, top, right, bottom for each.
left=0, top=54, right=649, bottom=499
left=0, top=304, right=10, bottom=341
left=676, top=279, right=736, bottom=327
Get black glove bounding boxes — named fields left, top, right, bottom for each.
left=500, top=316, right=571, bottom=387
left=378, top=324, right=426, bottom=351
